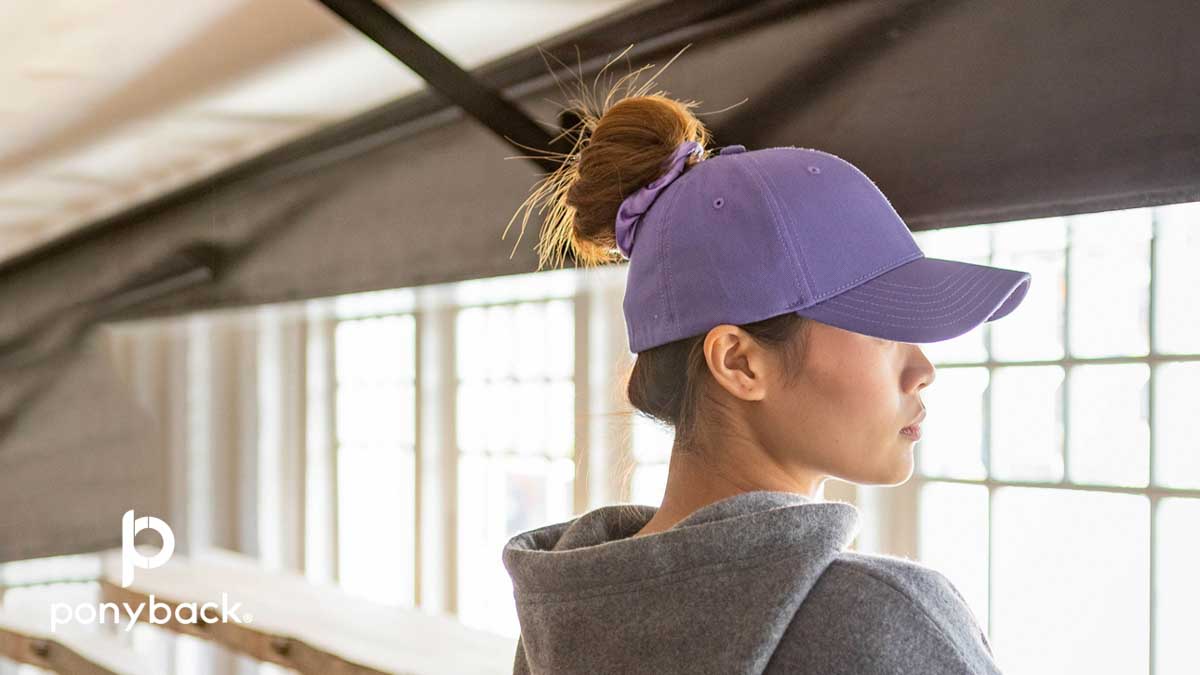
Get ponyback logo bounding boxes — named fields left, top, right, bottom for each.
left=121, top=509, right=175, bottom=588
left=48, top=510, right=250, bottom=633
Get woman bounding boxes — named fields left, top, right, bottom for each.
left=501, top=85, right=1028, bottom=674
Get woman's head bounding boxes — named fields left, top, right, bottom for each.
left=726, top=320, right=935, bottom=487
left=628, top=310, right=934, bottom=489
left=505, top=65, right=936, bottom=490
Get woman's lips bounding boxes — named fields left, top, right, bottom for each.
left=900, top=424, right=922, bottom=441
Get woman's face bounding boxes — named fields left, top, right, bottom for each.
left=754, top=319, right=936, bottom=486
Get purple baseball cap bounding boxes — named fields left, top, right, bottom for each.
left=617, top=141, right=1031, bottom=352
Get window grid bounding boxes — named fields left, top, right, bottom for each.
left=325, top=210, right=1196, bottom=662
left=454, top=297, right=576, bottom=637
left=333, top=314, right=418, bottom=608
left=330, top=290, right=586, bottom=636
left=628, top=412, right=673, bottom=506
left=914, top=206, right=1200, bottom=675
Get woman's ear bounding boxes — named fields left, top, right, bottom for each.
left=702, top=325, right=769, bottom=402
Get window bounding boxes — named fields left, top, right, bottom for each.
left=334, top=314, right=417, bottom=607
left=455, top=299, right=575, bottom=636
left=913, top=202, right=1200, bottom=675
left=317, top=204, right=1196, bottom=666
left=630, top=413, right=672, bottom=505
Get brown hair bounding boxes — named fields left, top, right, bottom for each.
left=504, top=47, right=811, bottom=458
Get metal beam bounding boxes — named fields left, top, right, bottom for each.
left=314, top=0, right=568, bottom=174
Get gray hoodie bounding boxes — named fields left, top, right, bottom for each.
left=502, top=490, right=1001, bottom=674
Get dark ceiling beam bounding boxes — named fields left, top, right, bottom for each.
left=313, top=0, right=568, bottom=174
left=0, top=0, right=841, bottom=280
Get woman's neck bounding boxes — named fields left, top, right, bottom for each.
left=630, top=440, right=824, bottom=537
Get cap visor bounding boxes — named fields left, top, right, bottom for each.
left=793, top=256, right=1031, bottom=343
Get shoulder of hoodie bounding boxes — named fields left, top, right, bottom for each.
left=767, top=550, right=999, bottom=674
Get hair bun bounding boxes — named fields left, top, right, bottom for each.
left=502, top=53, right=711, bottom=270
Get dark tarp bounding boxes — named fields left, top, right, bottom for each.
left=3, top=0, right=1198, bottom=324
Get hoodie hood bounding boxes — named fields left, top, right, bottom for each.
left=502, top=490, right=861, bottom=674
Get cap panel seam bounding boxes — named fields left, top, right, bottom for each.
left=657, top=167, right=692, bottom=342
left=748, top=152, right=816, bottom=298
left=623, top=272, right=639, bottom=349
left=741, top=155, right=810, bottom=308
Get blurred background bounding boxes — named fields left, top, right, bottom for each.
left=0, top=1, right=1197, bottom=674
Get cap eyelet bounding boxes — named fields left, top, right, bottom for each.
left=807, top=166, right=821, bottom=174
left=712, top=197, right=725, bottom=209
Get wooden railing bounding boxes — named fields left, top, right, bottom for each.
left=1, top=548, right=516, bottom=674
left=0, top=607, right=154, bottom=675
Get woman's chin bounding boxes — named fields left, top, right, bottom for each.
left=846, top=455, right=914, bottom=487
left=878, top=448, right=916, bottom=485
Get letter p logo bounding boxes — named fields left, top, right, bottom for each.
left=121, top=510, right=175, bottom=588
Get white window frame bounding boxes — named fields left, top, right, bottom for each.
left=906, top=206, right=1200, bottom=675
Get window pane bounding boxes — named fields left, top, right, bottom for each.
left=921, top=322, right=987, bottom=365
left=336, top=382, right=414, bottom=446
left=918, top=482, right=989, bottom=634
left=990, top=216, right=1067, bottom=361
left=457, top=452, right=510, bottom=635
left=333, top=314, right=418, bottom=612
left=338, top=445, right=415, bottom=607
left=914, top=223, right=991, bottom=260
left=1154, top=202, right=1200, bottom=354
left=1068, top=209, right=1152, bottom=358
left=1156, top=498, right=1200, bottom=675
left=632, top=414, right=674, bottom=464
left=392, top=315, right=416, bottom=380
left=484, top=304, right=516, bottom=380
left=455, top=306, right=486, bottom=379
left=456, top=381, right=486, bottom=453
left=990, top=366, right=1065, bottom=481
left=456, top=297, right=576, bottom=636
left=915, top=225, right=989, bottom=364
left=514, top=302, right=548, bottom=378
left=1155, top=362, right=1200, bottom=489
left=335, top=320, right=371, bottom=381
left=486, top=380, right=520, bottom=453
left=514, top=380, right=548, bottom=454
left=496, top=379, right=573, bottom=457
left=919, top=367, right=988, bottom=479
left=631, top=415, right=673, bottom=504
left=545, top=299, right=575, bottom=379
left=1068, top=364, right=1150, bottom=487
left=336, top=316, right=415, bottom=383
left=631, top=463, right=668, bottom=506
left=992, top=487, right=1148, bottom=675
left=545, top=379, right=575, bottom=458
left=457, top=454, right=574, bottom=636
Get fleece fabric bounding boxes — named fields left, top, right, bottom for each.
left=502, top=489, right=1001, bottom=674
